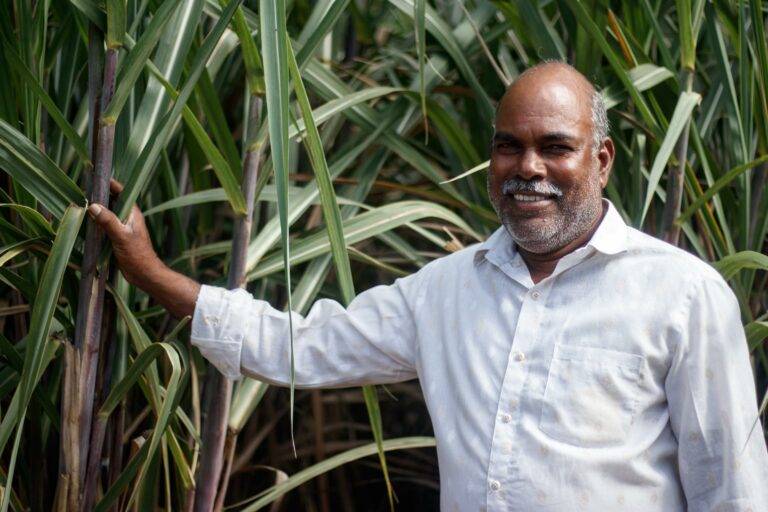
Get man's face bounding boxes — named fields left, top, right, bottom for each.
left=488, top=77, right=612, bottom=254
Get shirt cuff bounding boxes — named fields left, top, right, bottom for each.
left=190, top=284, right=253, bottom=380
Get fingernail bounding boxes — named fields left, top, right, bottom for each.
left=87, top=204, right=102, bottom=218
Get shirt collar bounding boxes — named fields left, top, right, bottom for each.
left=473, top=199, right=628, bottom=266
left=586, top=199, right=629, bottom=255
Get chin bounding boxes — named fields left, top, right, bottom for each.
left=511, top=236, right=563, bottom=254
left=503, top=219, right=566, bottom=253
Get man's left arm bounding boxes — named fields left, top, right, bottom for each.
left=665, top=276, right=768, bottom=512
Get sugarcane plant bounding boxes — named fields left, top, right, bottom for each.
left=0, top=0, right=767, bottom=510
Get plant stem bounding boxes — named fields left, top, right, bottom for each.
left=749, top=162, right=768, bottom=246
left=663, top=69, right=694, bottom=244
left=61, top=40, right=118, bottom=510
left=193, top=96, right=263, bottom=512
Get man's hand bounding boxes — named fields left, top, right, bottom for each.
left=88, top=179, right=201, bottom=318
left=87, top=180, right=163, bottom=288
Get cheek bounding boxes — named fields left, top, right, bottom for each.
left=549, top=158, right=595, bottom=191
left=488, top=164, right=506, bottom=191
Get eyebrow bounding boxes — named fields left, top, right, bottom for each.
left=492, top=132, right=520, bottom=143
left=539, top=132, right=577, bottom=144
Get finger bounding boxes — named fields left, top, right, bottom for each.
left=109, top=178, right=124, bottom=195
left=87, top=203, right=127, bottom=240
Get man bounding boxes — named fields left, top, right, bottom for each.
left=90, top=62, right=768, bottom=511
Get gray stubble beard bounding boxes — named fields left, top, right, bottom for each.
left=489, top=169, right=603, bottom=254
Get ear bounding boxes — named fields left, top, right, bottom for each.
left=596, top=137, right=615, bottom=188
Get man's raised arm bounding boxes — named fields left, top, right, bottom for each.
left=90, top=180, right=421, bottom=386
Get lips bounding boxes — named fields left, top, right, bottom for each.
left=510, top=193, right=555, bottom=203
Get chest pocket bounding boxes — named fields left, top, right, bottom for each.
left=539, top=343, right=644, bottom=447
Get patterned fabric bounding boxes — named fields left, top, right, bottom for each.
left=192, top=200, right=768, bottom=511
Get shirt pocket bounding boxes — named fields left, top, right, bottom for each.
left=538, top=343, right=644, bottom=447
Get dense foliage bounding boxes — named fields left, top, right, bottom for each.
left=0, top=0, right=766, bottom=510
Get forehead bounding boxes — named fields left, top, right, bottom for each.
left=495, top=80, right=592, bottom=137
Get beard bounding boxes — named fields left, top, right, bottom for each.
left=488, top=169, right=604, bottom=254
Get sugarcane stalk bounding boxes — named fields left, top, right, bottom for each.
left=662, top=69, right=694, bottom=244
left=212, top=431, right=237, bottom=512
left=57, top=23, right=101, bottom=510
left=60, top=29, right=119, bottom=509
left=193, top=96, right=263, bottom=512
left=82, top=291, right=119, bottom=511
left=749, top=162, right=768, bottom=245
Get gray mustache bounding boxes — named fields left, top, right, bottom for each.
left=502, top=179, right=563, bottom=197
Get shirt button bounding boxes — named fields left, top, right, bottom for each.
left=531, top=290, right=541, bottom=300
left=513, top=351, right=526, bottom=362
left=489, top=480, right=501, bottom=491
left=500, top=413, right=512, bottom=423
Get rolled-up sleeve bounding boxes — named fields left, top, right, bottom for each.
left=665, top=276, right=768, bottom=511
left=191, top=274, right=421, bottom=387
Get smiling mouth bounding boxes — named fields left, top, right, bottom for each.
left=509, top=193, right=556, bottom=203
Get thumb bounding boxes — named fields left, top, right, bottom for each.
left=87, top=203, right=127, bottom=240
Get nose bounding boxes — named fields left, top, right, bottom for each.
left=517, top=149, right=546, bottom=180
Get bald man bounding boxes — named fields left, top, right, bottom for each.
left=91, top=63, right=768, bottom=511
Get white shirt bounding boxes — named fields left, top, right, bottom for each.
left=191, top=200, right=768, bottom=511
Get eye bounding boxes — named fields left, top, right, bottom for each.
left=544, top=144, right=572, bottom=154
left=494, top=142, right=520, bottom=153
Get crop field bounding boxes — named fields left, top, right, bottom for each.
left=0, top=0, right=766, bottom=510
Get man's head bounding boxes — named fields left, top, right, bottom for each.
left=488, top=62, right=615, bottom=254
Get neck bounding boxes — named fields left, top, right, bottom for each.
left=518, top=202, right=608, bottom=284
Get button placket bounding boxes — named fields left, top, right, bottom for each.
left=486, top=282, right=553, bottom=511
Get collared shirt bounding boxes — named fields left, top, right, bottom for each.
left=191, top=200, right=768, bottom=511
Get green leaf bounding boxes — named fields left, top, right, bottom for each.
left=0, top=238, right=44, bottom=268
left=144, top=184, right=359, bottom=217
left=228, top=378, right=268, bottom=432
left=94, top=343, right=184, bottom=511
left=561, top=0, right=661, bottom=134
left=640, top=91, right=701, bottom=224
left=0, top=120, right=86, bottom=218
left=287, top=87, right=404, bottom=140
left=106, top=0, right=126, bottom=49
left=440, top=160, right=489, bottom=184
left=388, top=0, right=494, bottom=123
left=102, top=0, right=181, bottom=123
left=115, top=0, right=244, bottom=219
left=1, top=47, right=90, bottom=165
left=601, top=64, right=675, bottom=109
left=248, top=201, right=480, bottom=280
left=677, top=155, right=768, bottom=225
left=113, top=0, right=203, bottom=180
left=0, top=203, right=54, bottom=237
left=518, top=0, right=566, bottom=60
left=714, top=251, right=768, bottom=280
left=415, top=0, right=427, bottom=139
left=129, top=58, right=247, bottom=214
left=240, top=437, right=436, bottom=511
left=288, top=47, right=355, bottom=305
left=295, top=0, right=350, bottom=68
left=0, top=206, right=84, bottom=507
left=245, top=120, right=392, bottom=276
left=746, top=321, right=768, bottom=351
left=260, top=0, right=296, bottom=448
left=288, top=35, right=396, bottom=506
left=222, top=0, right=264, bottom=93
left=676, top=0, right=695, bottom=70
